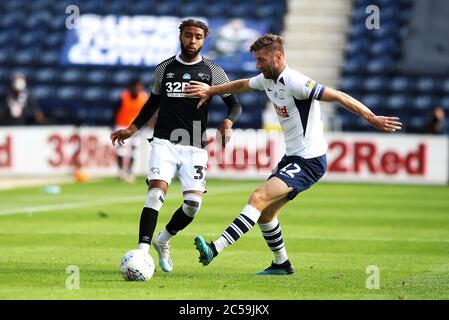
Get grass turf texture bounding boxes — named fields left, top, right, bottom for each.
left=0, top=178, right=448, bottom=300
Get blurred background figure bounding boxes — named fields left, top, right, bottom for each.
left=209, top=18, right=259, bottom=58
left=0, top=74, right=46, bottom=126
left=426, top=106, right=448, bottom=134
left=114, top=78, right=149, bottom=183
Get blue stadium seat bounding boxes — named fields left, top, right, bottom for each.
left=18, top=31, right=45, bottom=47
left=24, top=12, right=53, bottom=30
left=361, top=94, right=383, bottom=110
left=82, top=87, right=107, bottom=101
left=61, top=69, right=84, bottom=84
left=44, top=33, right=65, bottom=48
left=230, top=3, right=253, bottom=18
left=139, top=71, right=154, bottom=85
left=35, top=68, right=59, bottom=83
left=390, top=76, right=413, bottom=93
left=0, top=49, right=13, bottom=64
left=10, top=68, right=35, bottom=83
left=369, top=39, right=397, bottom=56
left=237, top=92, right=265, bottom=109
left=86, top=70, right=110, bottom=85
left=154, top=1, right=178, bottom=15
left=47, top=15, right=67, bottom=30
left=204, top=2, right=229, bottom=17
left=14, top=50, right=36, bottom=65
left=33, top=85, right=55, bottom=100
left=339, top=76, right=362, bottom=92
left=57, top=86, right=81, bottom=100
left=366, top=57, right=392, bottom=74
left=415, top=77, right=438, bottom=94
left=0, top=12, right=26, bottom=29
left=0, top=67, right=12, bottom=83
left=412, top=95, right=434, bottom=111
left=386, top=94, right=410, bottom=110
left=0, top=31, right=13, bottom=47
left=345, top=38, right=369, bottom=58
left=441, top=79, right=449, bottom=94
left=362, top=76, right=386, bottom=92
left=107, top=88, right=124, bottom=103
left=112, top=70, right=134, bottom=86
left=342, top=57, right=367, bottom=73
left=410, top=116, right=426, bottom=133
left=39, top=50, right=60, bottom=65
left=441, top=96, right=449, bottom=111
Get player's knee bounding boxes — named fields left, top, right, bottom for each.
left=182, top=193, right=202, bottom=218
left=248, top=190, right=265, bottom=207
left=144, top=188, right=165, bottom=211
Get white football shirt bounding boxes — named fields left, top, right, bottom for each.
left=249, top=66, right=328, bottom=158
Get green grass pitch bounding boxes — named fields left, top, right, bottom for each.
left=0, top=178, right=448, bottom=300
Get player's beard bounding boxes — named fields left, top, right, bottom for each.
left=180, top=42, right=202, bottom=60
left=263, top=65, right=278, bottom=80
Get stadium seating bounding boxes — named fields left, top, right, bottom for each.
left=0, top=0, right=286, bottom=127
left=339, top=0, right=448, bottom=133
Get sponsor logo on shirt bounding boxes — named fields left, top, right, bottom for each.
left=273, top=103, right=289, bottom=118
left=183, top=73, right=191, bottom=80
left=198, top=73, right=210, bottom=81
left=166, top=72, right=175, bottom=79
left=278, top=89, right=285, bottom=100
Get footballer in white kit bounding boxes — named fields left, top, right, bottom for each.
left=187, top=33, right=401, bottom=275
left=248, top=66, right=328, bottom=200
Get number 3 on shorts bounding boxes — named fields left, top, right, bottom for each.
left=280, top=163, right=301, bottom=178
left=194, top=165, right=205, bottom=180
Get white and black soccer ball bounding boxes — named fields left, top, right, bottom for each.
left=120, top=249, right=155, bottom=281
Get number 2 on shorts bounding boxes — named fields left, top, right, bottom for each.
left=280, top=163, right=301, bottom=178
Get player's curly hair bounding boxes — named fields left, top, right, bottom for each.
left=250, top=33, right=284, bottom=54
left=179, top=19, right=209, bottom=38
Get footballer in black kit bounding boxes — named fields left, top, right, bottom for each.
left=110, top=19, right=242, bottom=274
left=134, top=54, right=240, bottom=148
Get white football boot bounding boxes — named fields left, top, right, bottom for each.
left=152, top=232, right=174, bottom=272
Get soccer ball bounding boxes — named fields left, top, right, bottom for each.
left=120, top=249, right=155, bottom=281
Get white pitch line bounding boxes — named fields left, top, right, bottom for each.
left=0, top=184, right=256, bottom=217
left=185, top=233, right=449, bottom=244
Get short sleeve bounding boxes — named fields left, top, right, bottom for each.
left=151, top=63, right=165, bottom=95
left=248, top=73, right=265, bottom=91
left=290, top=72, right=326, bottom=101
left=210, top=63, right=231, bottom=98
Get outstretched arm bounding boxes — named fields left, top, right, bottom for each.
left=320, top=87, right=402, bottom=132
left=110, top=94, right=161, bottom=146
left=186, top=79, right=252, bottom=108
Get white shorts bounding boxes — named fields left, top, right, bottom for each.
left=148, top=137, right=208, bottom=192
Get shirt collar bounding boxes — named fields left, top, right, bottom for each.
left=176, top=53, right=203, bottom=65
left=275, top=65, right=289, bottom=84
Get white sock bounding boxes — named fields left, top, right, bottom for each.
left=214, top=204, right=260, bottom=253
left=157, top=229, right=172, bottom=243
left=213, top=236, right=229, bottom=253
left=258, top=218, right=288, bottom=265
left=138, top=243, right=150, bottom=253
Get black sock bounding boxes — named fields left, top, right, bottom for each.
left=165, top=206, right=193, bottom=235
left=117, top=155, right=124, bottom=170
left=138, top=207, right=158, bottom=244
left=128, top=146, right=135, bottom=173
left=128, top=156, right=134, bottom=174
